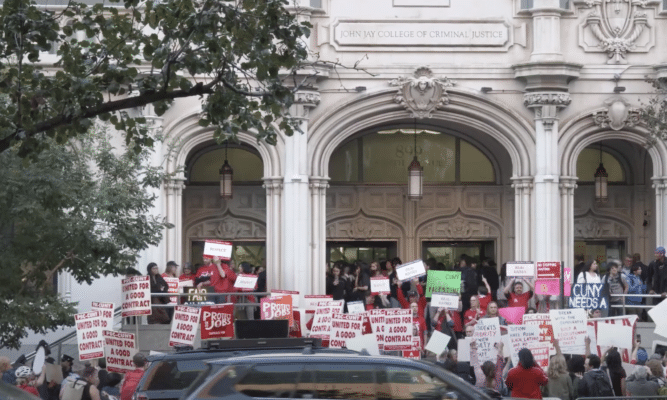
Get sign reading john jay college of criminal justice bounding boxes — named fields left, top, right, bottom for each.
left=332, top=20, right=509, bottom=48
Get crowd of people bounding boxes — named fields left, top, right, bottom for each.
left=1, top=352, right=148, bottom=400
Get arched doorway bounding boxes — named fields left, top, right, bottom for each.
left=308, top=87, right=535, bottom=294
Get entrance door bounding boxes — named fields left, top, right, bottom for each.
left=326, top=241, right=398, bottom=265
left=574, top=240, right=625, bottom=274
left=422, top=241, right=495, bottom=269
left=191, top=240, right=266, bottom=268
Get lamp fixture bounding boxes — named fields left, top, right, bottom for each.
left=594, top=144, right=608, bottom=203
left=407, top=119, right=423, bottom=201
left=613, top=86, right=626, bottom=93
left=219, top=140, right=234, bottom=199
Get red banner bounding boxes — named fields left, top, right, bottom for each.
left=536, top=262, right=561, bottom=279
left=200, top=304, right=235, bottom=340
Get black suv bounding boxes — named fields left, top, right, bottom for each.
left=133, top=338, right=358, bottom=400
left=183, top=352, right=494, bottom=400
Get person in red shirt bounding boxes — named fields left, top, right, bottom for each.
left=120, top=354, right=147, bottom=400
left=505, top=348, right=549, bottom=399
left=14, top=366, right=39, bottom=396
left=179, top=262, right=196, bottom=282
left=478, top=276, right=493, bottom=311
left=464, top=295, right=486, bottom=327
left=433, top=307, right=462, bottom=336
left=504, top=278, right=534, bottom=311
left=195, top=256, right=216, bottom=288
left=211, top=256, right=236, bottom=303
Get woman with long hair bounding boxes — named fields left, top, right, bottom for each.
left=326, top=264, right=349, bottom=301
left=543, top=339, right=574, bottom=400
left=577, top=260, right=601, bottom=284
left=147, top=262, right=170, bottom=324
left=471, top=340, right=507, bottom=393
left=351, top=262, right=371, bottom=302
left=605, top=347, right=627, bottom=397
left=505, top=348, right=549, bottom=399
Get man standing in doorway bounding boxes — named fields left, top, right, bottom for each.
left=649, top=247, right=667, bottom=298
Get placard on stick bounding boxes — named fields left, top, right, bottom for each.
left=75, top=311, right=104, bottom=360
left=329, top=313, right=364, bottom=349
left=506, top=262, right=535, bottom=277
left=103, top=331, right=137, bottom=373
left=383, top=309, right=413, bottom=351
left=169, top=306, right=201, bottom=347
left=121, top=276, right=151, bottom=317
left=92, top=302, right=114, bottom=331
left=203, top=240, right=233, bottom=260
left=200, top=304, right=235, bottom=340
left=396, top=259, right=427, bottom=282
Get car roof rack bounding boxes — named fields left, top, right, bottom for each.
left=202, top=338, right=322, bottom=350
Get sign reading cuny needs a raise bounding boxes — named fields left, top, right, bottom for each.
left=121, top=276, right=151, bottom=317
left=203, top=240, right=233, bottom=260
left=169, top=306, right=201, bottom=347
left=425, top=271, right=461, bottom=297
left=103, top=331, right=137, bottom=373
left=75, top=311, right=104, bottom=360
left=569, top=283, right=608, bottom=310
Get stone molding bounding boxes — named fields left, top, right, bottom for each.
left=187, top=216, right=266, bottom=240
left=389, top=66, right=456, bottom=119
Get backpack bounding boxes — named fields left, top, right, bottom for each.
left=587, top=371, right=614, bottom=397
left=61, top=378, right=89, bottom=400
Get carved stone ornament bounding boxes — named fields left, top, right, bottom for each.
left=294, top=90, right=321, bottom=107
left=389, top=67, right=456, bottom=119
left=592, top=97, right=641, bottom=131
left=576, top=0, right=652, bottom=64
left=326, top=216, right=400, bottom=239
left=574, top=215, right=625, bottom=238
left=418, top=216, right=499, bottom=239
left=523, top=92, right=572, bottom=108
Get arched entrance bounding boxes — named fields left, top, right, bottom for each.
left=560, top=109, right=667, bottom=268
left=308, top=87, right=535, bottom=294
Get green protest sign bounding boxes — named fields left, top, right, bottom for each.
left=425, top=271, right=461, bottom=297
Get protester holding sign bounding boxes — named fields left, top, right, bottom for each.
left=326, top=264, right=350, bottom=301
left=483, top=302, right=508, bottom=326
left=179, top=262, right=196, bottom=282
left=211, top=256, right=236, bottom=303
left=470, top=339, right=508, bottom=393
left=433, top=307, right=462, bottom=347
left=195, top=256, right=216, bottom=289
left=464, top=296, right=487, bottom=327
left=505, top=348, right=549, bottom=399
left=543, top=339, right=574, bottom=400
left=504, top=278, right=534, bottom=311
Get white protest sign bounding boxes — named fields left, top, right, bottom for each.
left=472, top=317, right=501, bottom=363
left=164, top=277, right=179, bottom=305
left=329, top=313, right=364, bottom=348
left=303, top=295, right=333, bottom=311
left=431, top=293, right=459, bottom=309
left=179, top=280, right=194, bottom=289
left=523, top=313, right=556, bottom=355
left=457, top=338, right=471, bottom=362
left=347, top=301, right=366, bottom=314
left=91, top=302, right=114, bottom=331
left=648, top=299, right=667, bottom=329
left=597, top=322, right=633, bottom=349
left=75, top=311, right=104, bottom=360
left=507, top=325, right=541, bottom=366
left=272, top=290, right=300, bottom=308
left=347, top=334, right=380, bottom=355
left=308, top=300, right=344, bottom=339
left=425, top=330, right=452, bottom=355
left=370, top=277, right=390, bottom=295
left=121, top=276, right=151, bottom=317
left=103, top=330, right=137, bottom=373
left=506, top=262, right=535, bottom=277
left=368, top=309, right=386, bottom=350
left=550, top=308, right=587, bottom=354
left=587, top=325, right=598, bottom=355
left=501, top=334, right=512, bottom=359
left=527, top=341, right=550, bottom=370
left=169, top=306, right=201, bottom=347
left=383, top=309, right=413, bottom=351
left=234, top=274, right=258, bottom=290
left=203, top=240, right=233, bottom=260
left=396, top=259, right=427, bottom=282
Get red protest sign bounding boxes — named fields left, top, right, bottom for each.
left=261, top=295, right=293, bottom=327
left=200, top=304, right=235, bottom=340
left=536, top=262, right=561, bottom=279
left=289, top=310, right=302, bottom=338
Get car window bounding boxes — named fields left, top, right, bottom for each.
left=233, top=364, right=302, bottom=398
left=298, top=363, right=377, bottom=399
left=144, top=360, right=208, bottom=391
left=384, top=366, right=459, bottom=400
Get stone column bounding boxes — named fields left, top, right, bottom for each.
left=525, top=93, right=571, bottom=262
left=263, top=177, right=283, bottom=292
left=529, top=0, right=565, bottom=62
left=511, top=176, right=534, bottom=261
left=164, top=178, right=186, bottom=265
left=559, top=176, right=578, bottom=266
left=310, top=177, right=329, bottom=296
left=281, top=89, right=320, bottom=294
left=653, top=177, right=667, bottom=247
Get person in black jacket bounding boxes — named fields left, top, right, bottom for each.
left=326, top=264, right=349, bottom=300
left=649, top=247, right=667, bottom=296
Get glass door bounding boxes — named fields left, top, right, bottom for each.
left=421, top=241, right=495, bottom=269
left=326, top=241, right=398, bottom=265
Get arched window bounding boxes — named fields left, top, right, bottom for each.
left=188, top=147, right=263, bottom=184
left=576, top=148, right=625, bottom=183
left=329, top=131, right=495, bottom=184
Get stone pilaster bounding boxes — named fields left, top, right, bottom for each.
left=511, top=176, right=534, bottom=261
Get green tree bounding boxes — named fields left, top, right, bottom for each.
left=0, top=0, right=312, bottom=158
left=638, top=78, right=667, bottom=145
left=0, top=126, right=170, bottom=349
